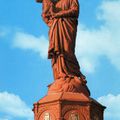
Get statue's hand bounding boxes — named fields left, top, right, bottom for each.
left=51, top=12, right=56, bottom=19
left=51, top=12, right=61, bottom=19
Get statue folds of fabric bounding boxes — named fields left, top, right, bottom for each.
left=37, top=0, right=90, bottom=96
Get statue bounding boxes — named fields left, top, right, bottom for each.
left=36, top=0, right=90, bottom=96
left=33, top=2, right=105, bottom=120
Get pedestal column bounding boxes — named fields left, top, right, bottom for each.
left=33, top=92, right=105, bottom=120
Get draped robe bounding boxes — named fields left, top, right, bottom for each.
left=43, top=0, right=84, bottom=79
left=42, top=0, right=90, bottom=95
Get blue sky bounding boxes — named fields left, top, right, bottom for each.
left=0, top=0, right=120, bottom=120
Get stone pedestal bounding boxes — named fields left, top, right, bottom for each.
left=33, top=92, right=106, bottom=120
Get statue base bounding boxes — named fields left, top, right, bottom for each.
left=33, top=92, right=106, bottom=120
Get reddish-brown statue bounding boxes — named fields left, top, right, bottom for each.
left=37, top=0, right=90, bottom=96
left=33, top=1, right=106, bottom=120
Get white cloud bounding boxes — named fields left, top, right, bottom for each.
left=13, top=32, right=48, bottom=59
left=0, top=92, right=33, bottom=120
left=0, top=116, right=11, bottom=120
left=98, top=94, right=120, bottom=120
left=75, top=0, right=120, bottom=73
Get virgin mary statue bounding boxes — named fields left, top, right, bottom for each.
left=37, top=0, right=90, bottom=96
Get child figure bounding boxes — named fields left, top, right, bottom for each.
left=42, top=0, right=55, bottom=27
